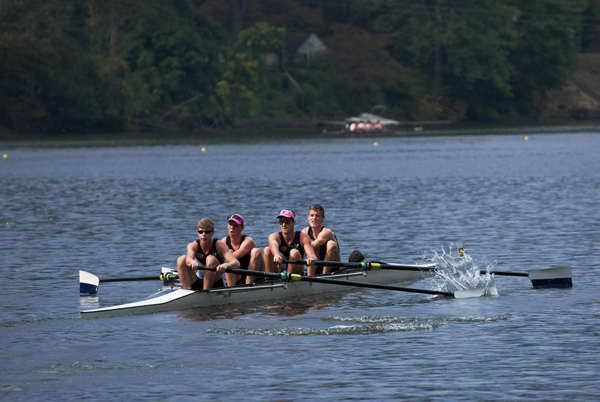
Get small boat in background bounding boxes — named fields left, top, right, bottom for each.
left=322, top=128, right=408, bottom=137
left=320, top=107, right=451, bottom=137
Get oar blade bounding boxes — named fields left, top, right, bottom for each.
left=79, top=270, right=99, bottom=296
left=453, top=285, right=498, bottom=299
left=528, top=266, right=572, bottom=288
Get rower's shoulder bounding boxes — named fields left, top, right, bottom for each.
left=241, top=234, right=256, bottom=245
left=318, top=226, right=334, bottom=236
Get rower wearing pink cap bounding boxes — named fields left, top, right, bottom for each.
left=264, top=210, right=317, bottom=275
left=220, top=214, right=265, bottom=286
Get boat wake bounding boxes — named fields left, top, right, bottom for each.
left=324, top=314, right=511, bottom=324
left=206, top=314, right=511, bottom=336
left=207, top=322, right=444, bottom=336
left=426, top=244, right=497, bottom=295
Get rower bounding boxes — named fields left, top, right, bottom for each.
left=302, top=204, right=340, bottom=275
left=176, top=218, right=240, bottom=290
left=264, top=210, right=317, bottom=275
left=220, top=213, right=265, bottom=286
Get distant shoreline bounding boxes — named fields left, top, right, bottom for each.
left=2, top=116, right=600, bottom=140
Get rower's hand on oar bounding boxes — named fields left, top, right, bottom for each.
left=306, top=257, right=316, bottom=266
left=216, top=263, right=229, bottom=273
left=273, top=254, right=283, bottom=267
left=188, top=260, right=199, bottom=271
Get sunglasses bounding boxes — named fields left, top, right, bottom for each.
left=278, top=219, right=293, bottom=225
left=197, top=229, right=213, bottom=234
left=309, top=204, right=324, bottom=213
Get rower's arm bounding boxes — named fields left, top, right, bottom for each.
left=236, top=236, right=257, bottom=258
left=268, top=233, right=283, bottom=263
left=300, top=232, right=317, bottom=265
left=216, top=240, right=240, bottom=269
left=185, top=241, right=199, bottom=268
left=312, top=228, right=334, bottom=249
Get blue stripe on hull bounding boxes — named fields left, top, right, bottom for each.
left=80, top=283, right=98, bottom=295
left=531, top=278, right=572, bottom=288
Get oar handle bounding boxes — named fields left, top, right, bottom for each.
left=282, top=260, right=436, bottom=271
left=197, top=266, right=283, bottom=280
left=283, top=259, right=365, bottom=268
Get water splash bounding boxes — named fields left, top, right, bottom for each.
left=426, top=244, right=497, bottom=294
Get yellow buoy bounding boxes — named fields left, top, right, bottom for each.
left=524, top=136, right=529, bottom=141
left=201, top=147, right=206, bottom=152
left=374, top=142, right=378, bottom=146
left=3, top=154, right=7, bottom=158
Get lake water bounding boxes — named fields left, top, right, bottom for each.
left=1, top=124, right=599, bottom=401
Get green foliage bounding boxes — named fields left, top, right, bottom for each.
left=581, top=0, right=600, bottom=52
left=0, top=0, right=593, bottom=133
left=0, top=1, right=101, bottom=131
left=89, top=0, right=226, bottom=124
left=508, top=0, right=587, bottom=115
left=215, top=22, right=285, bottom=119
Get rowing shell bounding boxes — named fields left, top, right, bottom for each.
left=80, top=265, right=436, bottom=318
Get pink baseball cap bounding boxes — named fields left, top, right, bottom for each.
left=276, top=210, right=295, bottom=220
left=227, top=214, right=244, bottom=225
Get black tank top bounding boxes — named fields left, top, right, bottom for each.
left=195, top=239, right=224, bottom=265
left=225, top=235, right=251, bottom=269
left=278, top=231, right=305, bottom=259
left=307, top=226, right=339, bottom=260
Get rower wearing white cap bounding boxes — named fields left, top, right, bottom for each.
left=264, top=210, right=317, bottom=275
left=221, top=213, right=264, bottom=286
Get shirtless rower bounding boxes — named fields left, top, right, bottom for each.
left=264, top=210, right=317, bottom=275
left=220, top=213, right=264, bottom=286
left=302, top=204, right=340, bottom=275
left=176, top=218, right=240, bottom=290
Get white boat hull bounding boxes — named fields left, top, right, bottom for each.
left=81, top=268, right=433, bottom=318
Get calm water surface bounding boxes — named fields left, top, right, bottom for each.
left=1, top=125, right=599, bottom=401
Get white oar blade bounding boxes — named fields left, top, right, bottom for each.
left=80, top=270, right=99, bottom=296
left=453, top=286, right=498, bottom=299
left=528, top=266, right=572, bottom=288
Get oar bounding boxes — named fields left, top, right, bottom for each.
left=197, top=266, right=483, bottom=299
left=79, top=270, right=176, bottom=295
left=285, top=260, right=572, bottom=289
left=485, top=266, right=572, bottom=288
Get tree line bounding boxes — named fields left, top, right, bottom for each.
left=0, top=0, right=596, bottom=134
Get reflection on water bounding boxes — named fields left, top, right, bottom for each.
left=177, top=294, right=341, bottom=322
left=79, top=295, right=100, bottom=310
